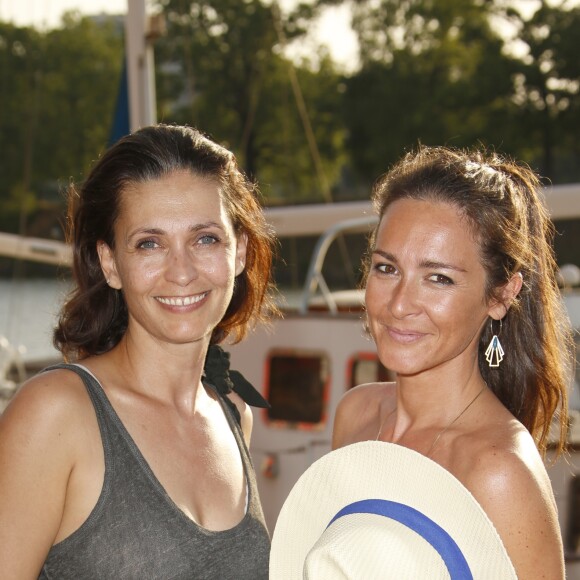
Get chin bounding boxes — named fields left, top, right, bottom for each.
left=378, top=356, right=425, bottom=378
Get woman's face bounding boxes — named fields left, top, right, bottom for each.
left=98, top=170, right=246, bottom=348
left=365, top=198, right=497, bottom=378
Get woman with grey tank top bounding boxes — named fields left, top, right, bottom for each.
left=0, top=124, right=277, bottom=579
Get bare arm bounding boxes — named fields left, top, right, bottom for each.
left=0, top=374, right=79, bottom=579
left=466, top=440, right=564, bottom=580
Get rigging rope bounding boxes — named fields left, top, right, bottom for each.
left=271, top=1, right=333, bottom=204
left=271, top=2, right=359, bottom=289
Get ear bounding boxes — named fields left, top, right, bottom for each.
left=235, top=232, right=248, bottom=277
left=487, top=272, right=523, bottom=320
left=97, top=240, right=122, bottom=289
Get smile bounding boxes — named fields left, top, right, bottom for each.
left=155, top=293, right=208, bottom=306
left=387, top=326, right=426, bottom=343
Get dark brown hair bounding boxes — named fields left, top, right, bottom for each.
left=366, top=145, right=574, bottom=455
left=54, top=124, right=277, bottom=359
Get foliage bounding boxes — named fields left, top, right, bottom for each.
left=335, top=0, right=580, bottom=186
left=0, top=23, right=44, bottom=210
left=505, top=2, right=580, bottom=181
left=340, top=0, right=518, bottom=183
left=1, top=0, right=580, bottom=228
left=0, top=14, right=123, bottom=235
left=153, top=0, right=347, bottom=203
left=39, top=14, right=124, bottom=182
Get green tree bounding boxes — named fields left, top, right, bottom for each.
left=154, top=0, right=347, bottom=203
left=0, top=23, right=45, bottom=218
left=38, top=13, right=124, bottom=182
left=0, top=14, right=123, bottom=236
left=506, top=1, right=580, bottom=181
left=341, top=0, right=520, bottom=184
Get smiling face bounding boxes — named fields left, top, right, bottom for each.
left=97, top=170, right=247, bottom=349
left=365, top=198, right=500, bottom=378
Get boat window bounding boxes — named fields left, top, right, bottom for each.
left=348, top=353, right=394, bottom=389
left=275, top=232, right=369, bottom=299
left=265, top=350, right=329, bottom=427
left=566, top=474, right=580, bottom=558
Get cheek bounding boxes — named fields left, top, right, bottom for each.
left=429, top=294, right=488, bottom=337
left=116, top=257, right=163, bottom=289
left=204, top=248, right=238, bottom=278
left=197, top=257, right=230, bottom=280
left=201, top=261, right=219, bottom=276
left=142, top=269, right=160, bottom=284
left=364, top=287, right=385, bottom=337
left=427, top=298, right=472, bottom=333
left=128, top=263, right=161, bottom=284
left=427, top=295, right=456, bottom=318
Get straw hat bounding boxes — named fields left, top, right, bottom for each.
left=270, top=441, right=516, bottom=579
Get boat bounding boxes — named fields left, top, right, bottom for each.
left=1, top=1, right=578, bottom=572
left=1, top=191, right=579, bottom=575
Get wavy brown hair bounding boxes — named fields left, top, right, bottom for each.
left=54, top=124, right=278, bottom=360
left=364, top=145, right=574, bottom=456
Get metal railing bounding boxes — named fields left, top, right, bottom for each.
left=299, top=215, right=378, bottom=314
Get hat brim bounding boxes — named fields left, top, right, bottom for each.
left=270, top=441, right=516, bottom=579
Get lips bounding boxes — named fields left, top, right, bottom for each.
left=155, top=292, right=208, bottom=306
left=387, top=326, right=426, bottom=343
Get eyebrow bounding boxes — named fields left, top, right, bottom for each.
left=372, top=250, right=467, bottom=273
left=127, top=221, right=225, bottom=240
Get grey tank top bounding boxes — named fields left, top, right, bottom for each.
left=38, top=364, right=270, bottom=580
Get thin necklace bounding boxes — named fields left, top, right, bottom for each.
left=376, top=406, right=396, bottom=441
left=376, top=385, right=487, bottom=456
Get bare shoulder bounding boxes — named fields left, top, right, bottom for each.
left=461, top=423, right=555, bottom=517
left=1, top=367, right=94, bottom=437
left=332, top=382, right=394, bottom=450
left=340, top=381, right=393, bottom=410
left=0, top=366, right=96, bottom=479
left=460, top=424, right=564, bottom=579
left=0, top=367, right=96, bottom=577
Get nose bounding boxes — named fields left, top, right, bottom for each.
left=165, top=246, right=198, bottom=286
left=388, top=277, right=420, bottom=318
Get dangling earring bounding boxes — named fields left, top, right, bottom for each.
left=485, top=318, right=504, bottom=368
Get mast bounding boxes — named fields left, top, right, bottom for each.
left=0, top=1, right=161, bottom=267
left=125, top=0, right=159, bottom=131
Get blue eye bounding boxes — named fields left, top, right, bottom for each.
left=198, top=234, right=219, bottom=245
left=137, top=239, right=159, bottom=249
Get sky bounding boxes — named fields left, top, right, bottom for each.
left=0, top=0, right=360, bottom=71
left=0, top=0, right=128, bottom=28
left=4, top=0, right=577, bottom=72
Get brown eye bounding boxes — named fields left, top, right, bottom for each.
left=429, top=274, right=453, bottom=285
left=375, top=263, right=396, bottom=275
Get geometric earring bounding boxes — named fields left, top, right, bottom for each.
left=485, top=318, right=504, bottom=368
